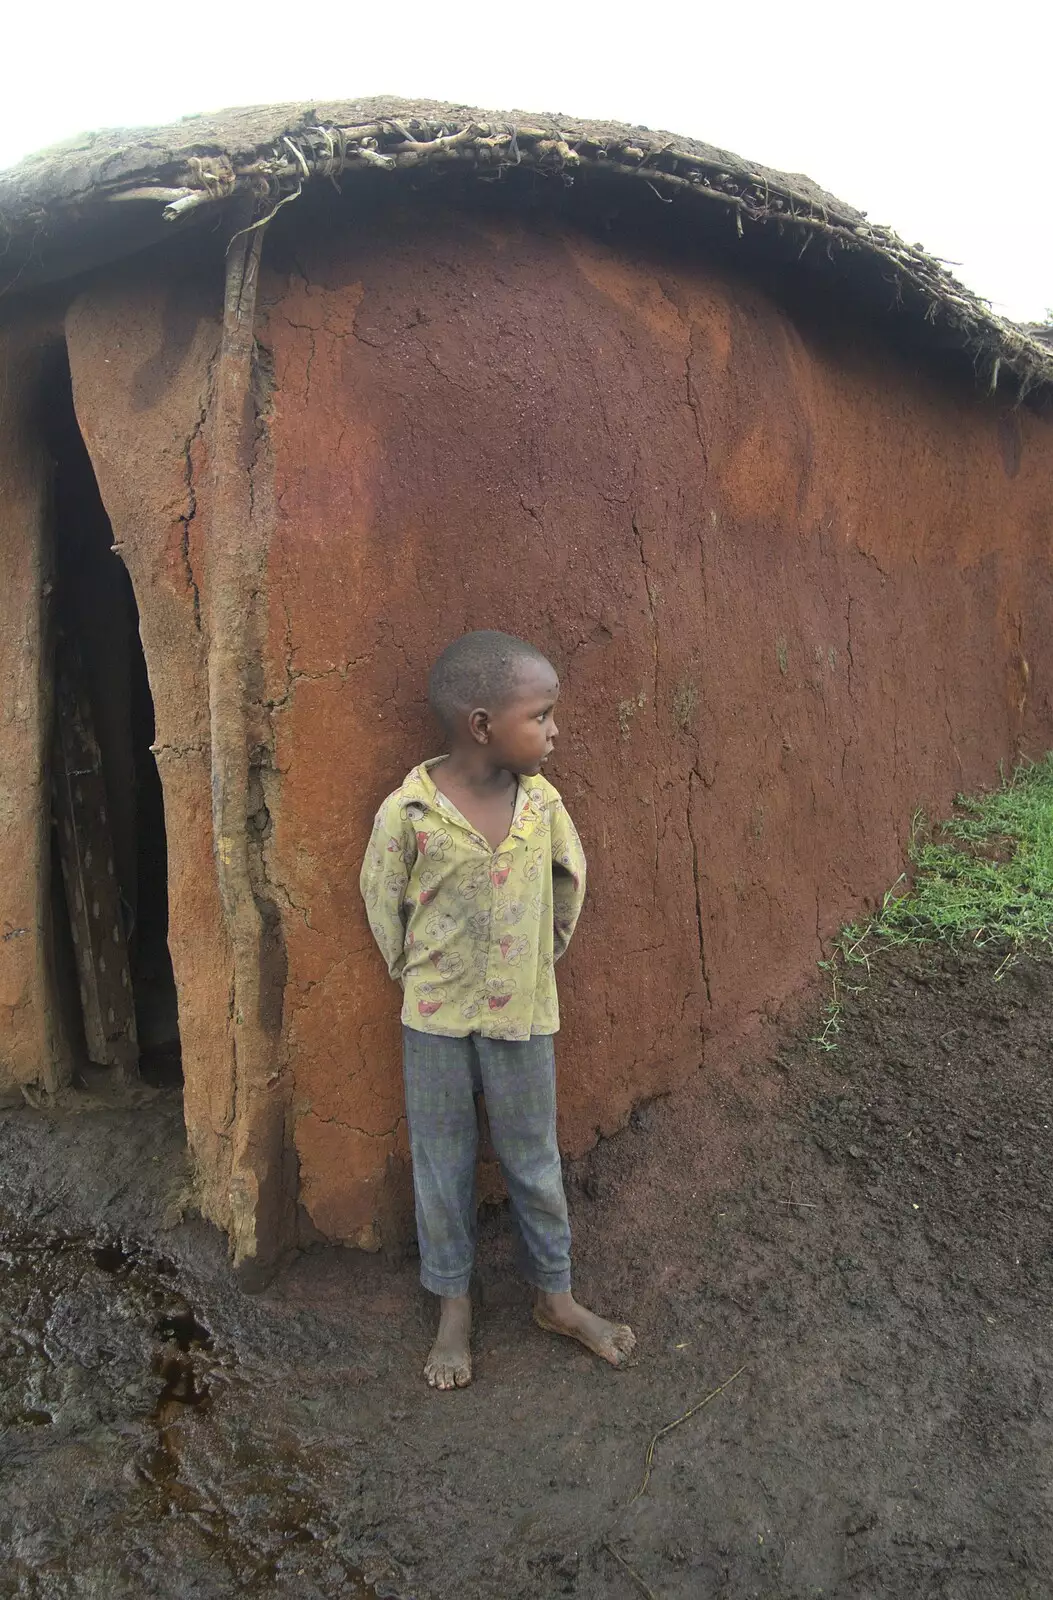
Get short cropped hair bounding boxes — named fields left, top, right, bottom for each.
left=428, top=631, right=553, bottom=730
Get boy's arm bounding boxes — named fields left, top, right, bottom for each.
left=550, top=798, right=587, bottom=961
left=359, top=795, right=415, bottom=981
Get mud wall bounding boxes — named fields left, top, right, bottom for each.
left=56, top=201, right=1053, bottom=1252
left=256, top=204, right=1053, bottom=1243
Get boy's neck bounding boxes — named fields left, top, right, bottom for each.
left=438, top=746, right=518, bottom=795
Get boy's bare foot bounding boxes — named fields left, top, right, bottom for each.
left=424, top=1294, right=472, bottom=1389
left=533, top=1290, right=636, bottom=1368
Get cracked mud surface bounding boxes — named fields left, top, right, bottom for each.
left=2, top=940, right=1051, bottom=1597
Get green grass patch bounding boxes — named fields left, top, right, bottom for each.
left=812, top=753, right=1053, bottom=1050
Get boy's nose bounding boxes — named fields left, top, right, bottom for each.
left=550, top=720, right=559, bottom=739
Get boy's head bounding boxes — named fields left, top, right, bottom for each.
left=428, top=631, right=560, bottom=776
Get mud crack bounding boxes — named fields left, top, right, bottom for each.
left=686, top=768, right=713, bottom=1012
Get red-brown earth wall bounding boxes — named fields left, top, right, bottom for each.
left=7, top=200, right=1052, bottom=1248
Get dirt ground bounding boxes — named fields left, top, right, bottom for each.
left=2, top=938, right=1051, bottom=1599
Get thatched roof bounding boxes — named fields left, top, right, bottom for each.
left=2, top=96, right=1051, bottom=401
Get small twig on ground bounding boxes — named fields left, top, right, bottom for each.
left=603, top=1541, right=658, bottom=1600
left=628, top=1363, right=748, bottom=1505
left=768, top=1198, right=819, bottom=1208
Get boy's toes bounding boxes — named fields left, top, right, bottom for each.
left=603, top=1323, right=637, bottom=1367
left=424, top=1352, right=472, bottom=1390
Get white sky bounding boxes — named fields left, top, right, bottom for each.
left=4, top=1, right=1051, bottom=324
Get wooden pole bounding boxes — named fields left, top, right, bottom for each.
left=205, top=205, right=292, bottom=1286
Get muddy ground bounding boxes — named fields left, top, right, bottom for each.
left=2, top=940, right=1051, bottom=1599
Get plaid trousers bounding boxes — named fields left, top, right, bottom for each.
left=402, top=1026, right=572, bottom=1298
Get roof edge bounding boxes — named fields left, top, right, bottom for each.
left=2, top=98, right=1051, bottom=400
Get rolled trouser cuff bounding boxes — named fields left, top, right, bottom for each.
left=524, top=1266, right=573, bottom=1294
left=420, top=1264, right=472, bottom=1297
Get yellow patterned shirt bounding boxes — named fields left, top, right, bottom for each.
left=359, top=759, right=587, bottom=1040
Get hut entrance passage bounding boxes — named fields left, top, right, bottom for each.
left=45, top=350, right=181, bottom=1088
left=52, top=629, right=138, bottom=1077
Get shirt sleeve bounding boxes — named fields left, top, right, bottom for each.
left=550, top=798, right=587, bottom=961
left=359, top=793, right=416, bottom=981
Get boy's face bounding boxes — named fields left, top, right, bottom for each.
left=482, top=660, right=560, bottom=776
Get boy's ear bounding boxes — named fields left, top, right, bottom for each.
left=468, top=708, right=490, bottom=745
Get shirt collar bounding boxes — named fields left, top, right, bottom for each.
left=406, top=760, right=544, bottom=842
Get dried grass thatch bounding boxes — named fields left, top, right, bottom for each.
left=2, top=96, right=1050, bottom=401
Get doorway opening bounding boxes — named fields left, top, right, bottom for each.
left=43, top=346, right=181, bottom=1089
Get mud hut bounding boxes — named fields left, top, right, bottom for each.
left=2, top=99, right=1052, bottom=1281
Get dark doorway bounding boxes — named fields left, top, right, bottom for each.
left=43, top=347, right=181, bottom=1088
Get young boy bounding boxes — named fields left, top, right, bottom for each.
left=360, top=630, right=636, bottom=1389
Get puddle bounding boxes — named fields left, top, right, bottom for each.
left=92, top=1240, right=136, bottom=1273
left=154, top=1349, right=212, bottom=1410
left=155, top=1307, right=213, bottom=1351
